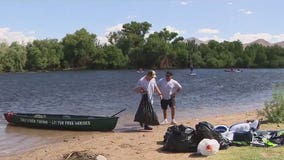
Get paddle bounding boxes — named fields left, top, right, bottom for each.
left=110, top=108, right=127, bottom=117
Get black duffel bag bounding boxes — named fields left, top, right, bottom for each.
left=195, top=121, right=230, bottom=150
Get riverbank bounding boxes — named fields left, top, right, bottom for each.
left=2, top=110, right=265, bottom=160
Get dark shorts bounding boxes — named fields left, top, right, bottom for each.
left=161, top=97, right=175, bottom=110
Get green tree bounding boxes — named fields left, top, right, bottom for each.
left=127, top=47, right=145, bottom=68
left=198, top=43, right=212, bottom=66
left=90, top=47, right=107, bottom=69
left=172, top=42, right=187, bottom=68
left=0, top=42, right=9, bottom=72
left=113, top=21, right=151, bottom=55
left=26, top=39, right=63, bottom=70
left=243, top=45, right=257, bottom=67
left=192, top=51, right=205, bottom=67
left=142, top=34, right=170, bottom=68
left=185, top=40, right=199, bottom=68
left=102, top=45, right=127, bottom=69
left=0, top=42, right=27, bottom=72
left=266, top=46, right=284, bottom=68
left=143, top=28, right=183, bottom=68
left=254, top=45, right=267, bottom=67
left=10, top=42, right=27, bottom=72
left=62, top=28, right=97, bottom=68
left=108, top=21, right=152, bottom=68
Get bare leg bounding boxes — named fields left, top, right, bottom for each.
left=163, top=109, right=167, bottom=120
left=171, top=106, right=175, bottom=120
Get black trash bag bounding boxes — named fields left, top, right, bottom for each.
left=231, top=131, right=254, bottom=146
left=163, top=124, right=198, bottom=152
left=195, top=121, right=230, bottom=150
left=134, top=94, right=159, bottom=125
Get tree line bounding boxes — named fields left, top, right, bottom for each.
left=0, top=21, right=283, bottom=72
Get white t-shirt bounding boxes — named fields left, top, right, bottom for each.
left=157, top=78, right=182, bottom=100
left=136, top=76, right=157, bottom=104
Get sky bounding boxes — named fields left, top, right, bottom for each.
left=1, top=0, right=284, bottom=45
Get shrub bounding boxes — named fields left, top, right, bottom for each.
left=258, top=84, right=284, bottom=123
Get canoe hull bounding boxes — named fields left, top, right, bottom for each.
left=4, top=112, right=119, bottom=131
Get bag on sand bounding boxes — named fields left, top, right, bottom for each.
left=163, top=124, right=198, bottom=152
left=230, top=131, right=253, bottom=146
left=195, top=121, right=230, bottom=150
left=134, top=94, right=159, bottom=125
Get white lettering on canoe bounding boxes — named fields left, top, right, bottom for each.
left=19, top=118, right=36, bottom=123
left=19, top=118, right=91, bottom=126
left=36, top=119, right=48, bottom=124
left=74, top=121, right=91, bottom=125
left=64, top=121, right=74, bottom=125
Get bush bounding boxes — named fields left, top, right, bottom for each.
left=258, top=84, right=284, bottom=123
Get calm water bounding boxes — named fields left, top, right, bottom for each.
left=0, top=69, right=283, bottom=156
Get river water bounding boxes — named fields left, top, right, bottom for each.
left=0, top=69, right=283, bottom=156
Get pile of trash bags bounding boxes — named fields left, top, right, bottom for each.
left=163, top=120, right=284, bottom=155
left=163, top=121, right=230, bottom=153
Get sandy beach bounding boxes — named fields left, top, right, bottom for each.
left=1, top=110, right=267, bottom=160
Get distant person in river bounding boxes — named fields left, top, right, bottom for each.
left=190, top=64, right=194, bottom=73
left=134, top=70, right=162, bottom=130
left=157, top=71, right=182, bottom=125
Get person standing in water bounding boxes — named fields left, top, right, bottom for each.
left=190, top=64, right=194, bottom=73
left=134, top=70, right=162, bottom=130
left=158, top=71, right=182, bottom=125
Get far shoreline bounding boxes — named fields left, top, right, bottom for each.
left=0, top=68, right=283, bottom=74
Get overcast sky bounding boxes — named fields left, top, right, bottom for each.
left=1, top=0, right=284, bottom=44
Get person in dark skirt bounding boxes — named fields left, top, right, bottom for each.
left=134, top=70, right=162, bottom=130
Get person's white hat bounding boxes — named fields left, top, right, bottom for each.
left=147, top=70, right=157, bottom=78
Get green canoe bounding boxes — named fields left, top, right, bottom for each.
left=4, top=110, right=125, bottom=131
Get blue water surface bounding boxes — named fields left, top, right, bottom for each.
left=0, top=69, right=283, bottom=156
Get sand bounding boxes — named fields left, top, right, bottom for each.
left=2, top=110, right=261, bottom=160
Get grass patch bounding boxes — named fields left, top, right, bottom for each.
left=210, top=146, right=283, bottom=160
left=258, top=84, right=284, bottom=123
left=200, top=121, right=284, bottom=160
left=206, top=84, right=284, bottom=160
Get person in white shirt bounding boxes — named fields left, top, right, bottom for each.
left=134, top=70, right=163, bottom=130
left=158, top=71, right=182, bottom=125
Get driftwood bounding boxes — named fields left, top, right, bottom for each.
left=63, top=150, right=97, bottom=160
